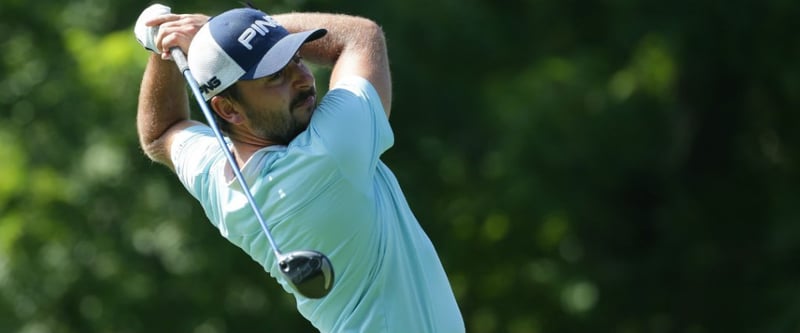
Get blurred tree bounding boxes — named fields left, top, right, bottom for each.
left=1, top=0, right=799, bottom=332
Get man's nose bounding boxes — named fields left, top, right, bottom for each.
left=289, top=62, right=314, bottom=89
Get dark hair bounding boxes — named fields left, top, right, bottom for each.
left=213, top=83, right=241, bottom=134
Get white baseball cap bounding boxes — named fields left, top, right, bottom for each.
left=188, top=8, right=327, bottom=100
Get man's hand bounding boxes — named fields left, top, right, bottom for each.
left=135, top=4, right=209, bottom=60
left=134, top=4, right=171, bottom=53
left=147, top=13, right=210, bottom=60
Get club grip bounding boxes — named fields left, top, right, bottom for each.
left=170, top=47, right=189, bottom=73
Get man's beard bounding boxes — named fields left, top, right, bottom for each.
left=246, top=88, right=317, bottom=145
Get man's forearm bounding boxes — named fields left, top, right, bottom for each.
left=274, top=13, right=385, bottom=67
left=136, top=54, right=190, bottom=162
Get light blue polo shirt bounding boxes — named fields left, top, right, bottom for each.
left=170, top=76, right=465, bottom=333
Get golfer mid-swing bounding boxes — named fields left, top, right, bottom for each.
left=135, top=5, right=465, bottom=332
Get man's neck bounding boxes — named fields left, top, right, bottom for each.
left=230, top=138, right=276, bottom=167
left=226, top=128, right=280, bottom=166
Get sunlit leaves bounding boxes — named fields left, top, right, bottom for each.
left=560, top=280, right=598, bottom=314
left=80, top=137, right=129, bottom=183
left=60, top=0, right=113, bottom=32
left=482, top=213, right=510, bottom=242
left=64, top=29, right=147, bottom=101
left=0, top=213, right=23, bottom=255
left=0, top=130, right=25, bottom=204
left=537, top=212, right=569, bottom=251
left=0, top=31, right=45, bottom=102
left=609, top=35, right=676, bottom=102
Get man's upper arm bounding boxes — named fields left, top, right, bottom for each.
left=146, top=119, right=206, bottom=171
left=308, top=77, right=393, bottom=190
left=162, top=122, right=223, bottom=206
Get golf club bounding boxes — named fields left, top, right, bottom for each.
left=135, top=4, right=334, bottom=298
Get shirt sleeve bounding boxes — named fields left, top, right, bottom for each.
left=169, top=125, right=224, bottom=205
left=306, top=76, right=393, bottom=188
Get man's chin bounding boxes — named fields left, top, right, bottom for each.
left=294, top=113, right=313, bottom=134
left=295, top=104, right=316, bottom=122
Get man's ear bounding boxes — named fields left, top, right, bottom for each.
left=210, top=95, right=245, bottom=125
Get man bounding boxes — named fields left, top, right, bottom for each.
left=136, top=5, right=465, bottom=332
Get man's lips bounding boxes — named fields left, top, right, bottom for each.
left=292, top=89, right=316, bottom=110
left=298, top=94, right=315, bottom=108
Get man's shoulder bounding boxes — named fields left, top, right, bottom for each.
left=329, top=75, right=379, bottom=97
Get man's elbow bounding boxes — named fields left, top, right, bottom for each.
left=136, top=118, right=196, bottom=168
left=358, top=18, right=386, bottom=46
left=139, top=136, right=171, bottom=167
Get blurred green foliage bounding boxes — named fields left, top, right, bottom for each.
left=1, top=0, right=799, bottom=332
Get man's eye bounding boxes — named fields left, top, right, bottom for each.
left=291, top=54, right=302, bottom=64
left=268, top=70, right=283, bottom=81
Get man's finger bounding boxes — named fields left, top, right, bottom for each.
left=145, top=13, right=183, bottom=27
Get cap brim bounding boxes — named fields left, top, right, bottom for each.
left=244, top=29, right=327, bottom=80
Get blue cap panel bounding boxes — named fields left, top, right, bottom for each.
left=207, top=8, right=290, bottom=77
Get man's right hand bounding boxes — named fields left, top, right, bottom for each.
left=147, top=13, right=209, bottom=60
left=135, top=4, right=209, bottom=61
left=134, top=4, right=172, bottom=54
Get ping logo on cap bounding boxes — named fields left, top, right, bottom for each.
left=199, top=76, right=221, bottom=94
left=238, top=15, right=280, bottom=50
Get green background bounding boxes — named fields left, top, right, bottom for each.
left=2, top=0, right=799, bottom=332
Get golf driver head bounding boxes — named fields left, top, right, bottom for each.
left=279, top=250, right=335, bottom=298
